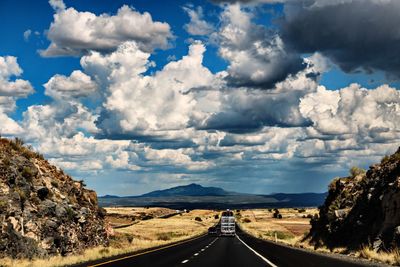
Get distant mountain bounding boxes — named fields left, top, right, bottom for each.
left=100, top=194, right=120, bottom=198
left=98, top=183, right=328, bottom=209
left=268, top=192, right=328, bottom=207
left=140, top=183, right=234, bottom=197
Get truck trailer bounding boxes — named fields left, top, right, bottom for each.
left=220, top=210, right=235, bottom=236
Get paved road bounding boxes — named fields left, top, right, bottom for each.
left=82, top=228, right=384, bottom=267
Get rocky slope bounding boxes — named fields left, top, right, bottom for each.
left=0, top=138, right=108, bottom=259
left=309, top=147, right=400, bottom=251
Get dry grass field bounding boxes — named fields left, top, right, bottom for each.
left=237, top=208, right=317, bottom=246
left=1, top=207, right=218, bottom=267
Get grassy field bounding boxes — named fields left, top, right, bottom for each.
left=237, top=208, right=317, bottom=246
left=1, top=208, right=218, bottom=267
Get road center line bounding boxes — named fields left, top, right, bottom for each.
left=236, top=235, right=278, bottom=267
left=182, top=259, right=189, bottom=263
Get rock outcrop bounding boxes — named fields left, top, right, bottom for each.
left=0, top=138, right=108, bottom=259
left=309, top=147, right=400, bottom=251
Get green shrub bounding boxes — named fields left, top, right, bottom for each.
left=194, top=217, right=202, bottom=222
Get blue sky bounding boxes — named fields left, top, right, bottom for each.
left=1, top=0, right=399, bottom=195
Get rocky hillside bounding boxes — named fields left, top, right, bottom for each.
left=0, top=138, right=108, bottom=259
left=309, top=147, right=400, bottom=251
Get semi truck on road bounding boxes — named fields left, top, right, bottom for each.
left=221, top=210, right=235, bottom=236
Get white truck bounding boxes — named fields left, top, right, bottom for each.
left=221, top=210, right=235, bottom=236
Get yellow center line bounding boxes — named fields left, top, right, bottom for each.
left=88, top=233, right=207, bottom=267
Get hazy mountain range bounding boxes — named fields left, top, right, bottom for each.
left=99, top=184, right=327, bottom=209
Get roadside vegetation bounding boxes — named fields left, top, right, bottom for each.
left=1, top=208, right=218, bottom=267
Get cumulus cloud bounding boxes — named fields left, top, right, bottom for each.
left=81, top=41, right=215, bottom=137
left=0, top=56, right=34, bottom=97
left=49, top=0, right=66, bottom=12
left=106, top=151, right=140, bottom=171
left=44, top=70, right=97, bottom=99
left=300, top=84, right=400, bottom=142
left=22, top=102, right=99, bottom=142
left=217, top=4, right=303, bottom=88
left=0, top=113, right=24, bottom=135
left=41, top=4, right=173, bottom=57
left=183, top=6, right=215, bottom=36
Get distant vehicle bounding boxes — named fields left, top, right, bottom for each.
left=221, top=210, right=235, bottom=236
left=208, top=226, right=218, bottom=236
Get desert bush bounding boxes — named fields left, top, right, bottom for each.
left=21, top=167, right=34, bottom=181
left=350, top=166, right=365, bottom=178
left=0, top=200, right=8, bottom=211
left=51, top=180, right=59, bottom=188
left=194, top=217, right=202, bottom=222
left=298, top=208, right=306, bottom=213
left=214, top=214, right=219, bottom=219
left=273, top=209, right=281, bottom=218
left=66, top=207, right=75, bottom=221
left=156, top=232, right=181, bottom=241
left=381, top=155, right=390, bottom=164
left=242, top=218, right=251, bottom=223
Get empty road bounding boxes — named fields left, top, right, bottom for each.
left=81, top=228, right=385, bottom=267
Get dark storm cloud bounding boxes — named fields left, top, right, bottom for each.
left=218, top=4, right=305, bottom=89
left=281, top=0, right=400, bottom=77
left=199, top=89, right=312, bottom=133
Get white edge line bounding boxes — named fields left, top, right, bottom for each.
left=236, top=234, right=278, bottom=267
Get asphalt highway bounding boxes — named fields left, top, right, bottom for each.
left=81, top=228, right=385, bottom=267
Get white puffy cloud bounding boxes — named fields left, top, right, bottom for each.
left=81, top=40, right=216, bottom=137
left=41, top=4, right=173, bottom=56
left=0, top=56, right=33, bottom=136
left=0, top=113, right=23, bottom=135
left=300, top=84, right=400, bottom=141
left=106, top=151, right=140, bottom=171
left=0, top=56, right=34, bottom=97
left=49, top=0, right=66, bottom=12
left=44, top=70, right=97, bottom=99
left=183, top=6, right=215, bottom=36
left=22, top=102, right=99, bottom=142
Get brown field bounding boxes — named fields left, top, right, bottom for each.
left=1, top=207, right=218, bottom=267
left=237, top=208, right=317, bottom=245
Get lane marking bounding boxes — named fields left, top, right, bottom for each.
left=236, top=235, right=278, bottom=267
left=88, top=234, right=208, bottom=267
left=180, top=237, right=218, bottom=265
